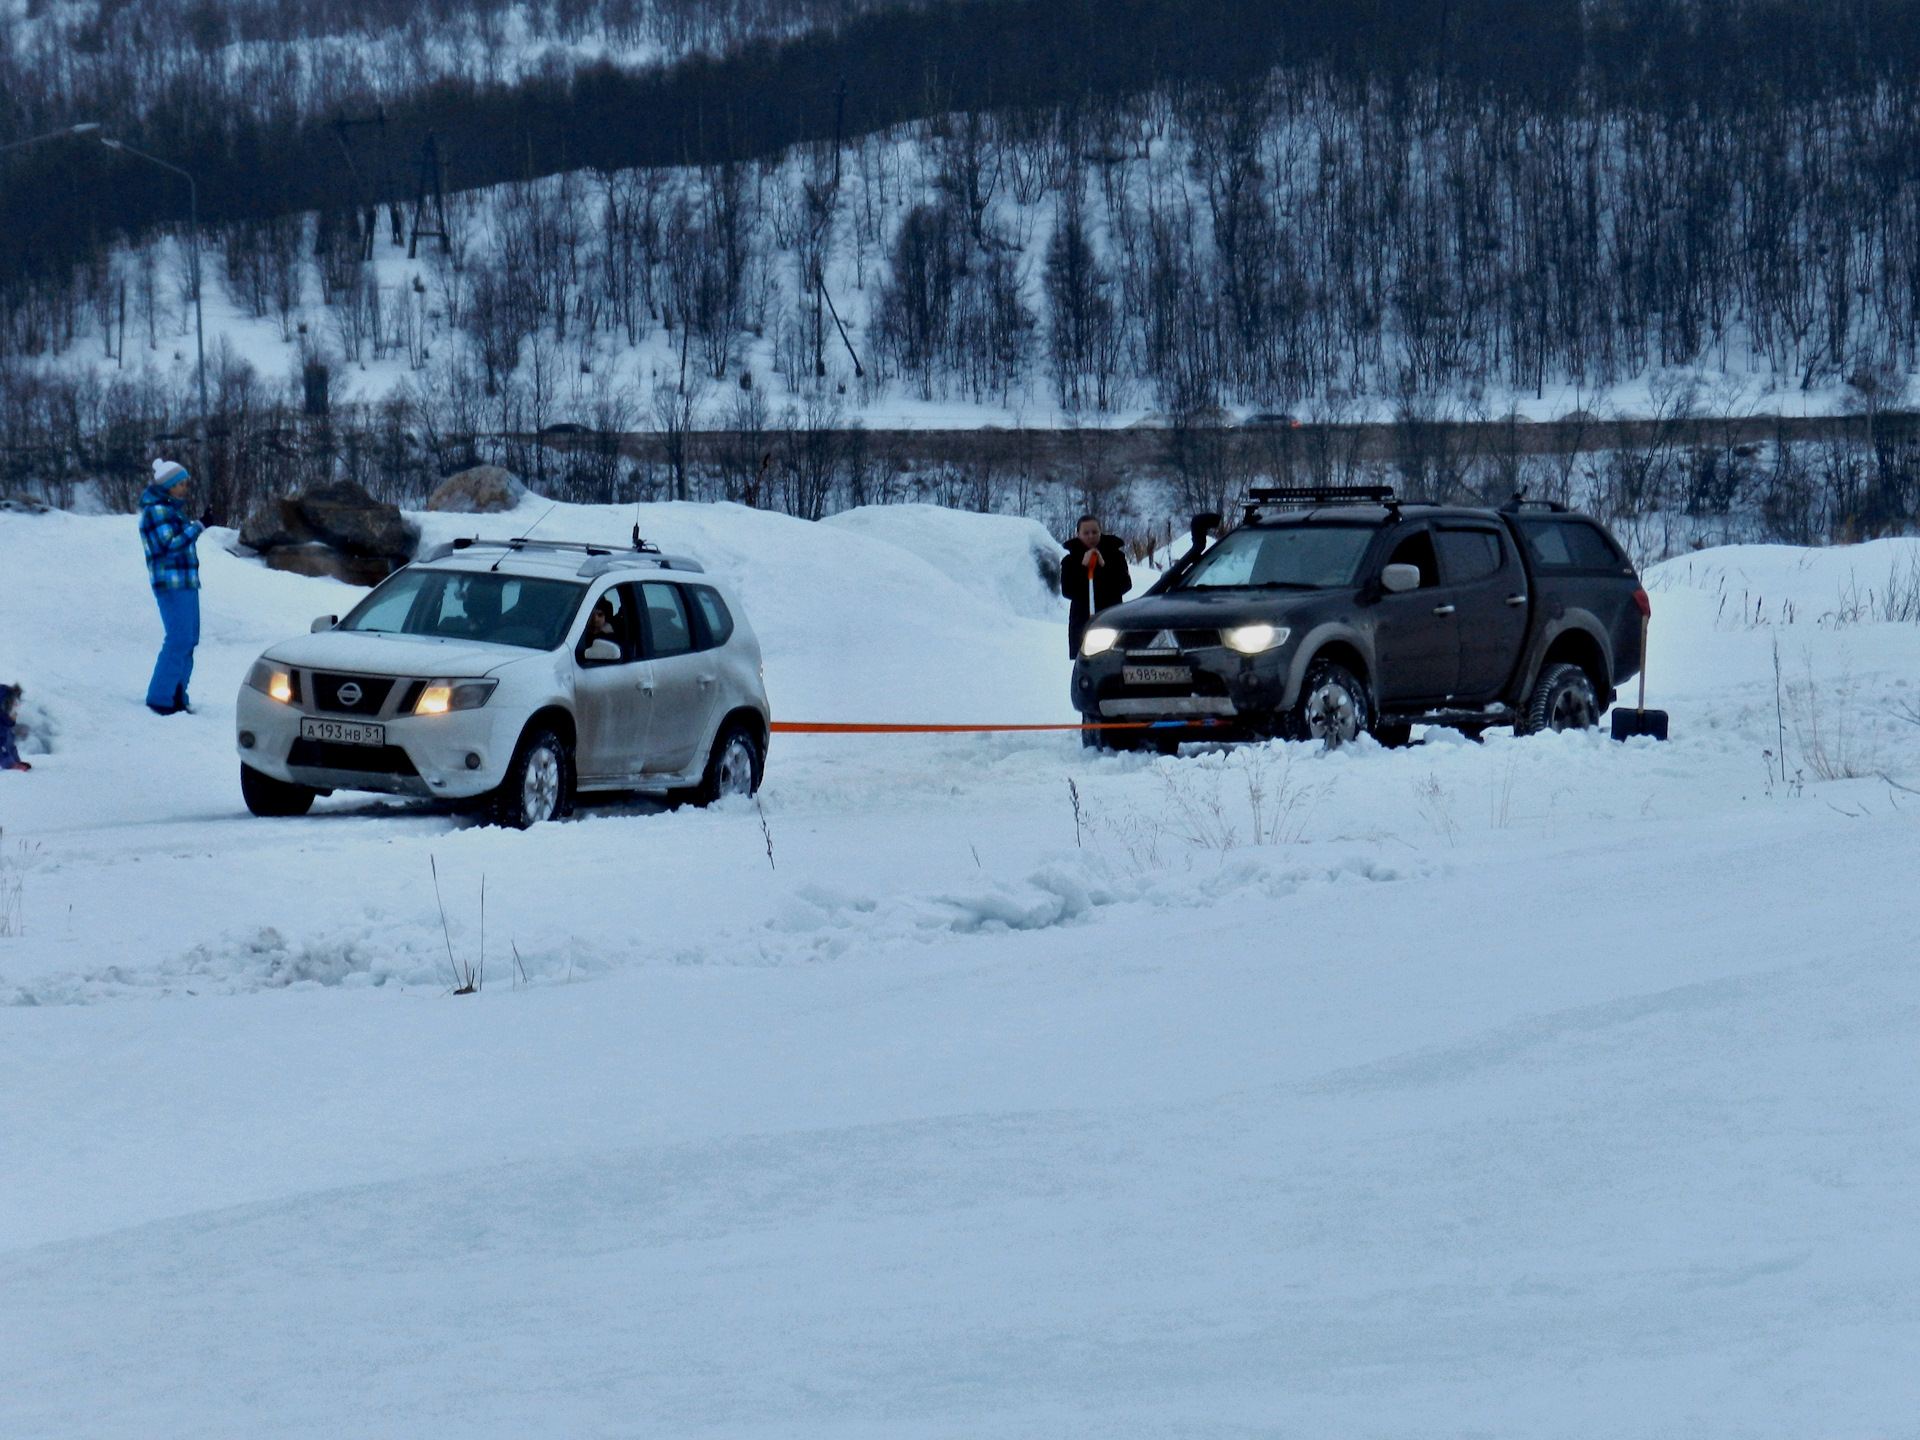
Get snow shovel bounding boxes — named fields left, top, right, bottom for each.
left=1610, top=589, right=1669, bottom=741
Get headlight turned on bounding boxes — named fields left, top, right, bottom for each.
left=1080, top=626, right=1120, bottom=657
left=415, top=679, right=498, bottom=716
left=1223, top=623, right=1291, bottom=654
left=247, top=660, right=297, bottom=704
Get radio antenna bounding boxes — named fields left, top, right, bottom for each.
left=492, top=502, right=558, bottom=570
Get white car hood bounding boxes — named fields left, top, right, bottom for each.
left=261, top=630, right=546, bottom=678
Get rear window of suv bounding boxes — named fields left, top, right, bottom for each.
left=1516, top=518, right=1622, bottom=571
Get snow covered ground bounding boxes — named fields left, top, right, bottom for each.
left=2, top=503, right=1919, bottom=1435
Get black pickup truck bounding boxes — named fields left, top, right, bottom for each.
left=1072, top=487, right=1647, bottom=749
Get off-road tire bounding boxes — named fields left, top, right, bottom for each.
left=691, top=720, right=764, bottom=806
left=1524, top=662, right=1600, bottom=734
left=1283, top=659, right=1371, bottom=747
left=240, top=763, right=317, bottom=817
left=491, top=726, right=573, bottom=828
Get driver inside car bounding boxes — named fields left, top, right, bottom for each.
left=578, top=594, right=627, bottom=661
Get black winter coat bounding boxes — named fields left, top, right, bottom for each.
left=1062, top=535, right=1132, bottom=656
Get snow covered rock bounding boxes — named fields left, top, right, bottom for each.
left=425, top=465, right=528, bottom=514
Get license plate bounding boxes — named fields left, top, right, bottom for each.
left=300, top=717, right=385, bottom=747
left=1124, top=665, right=1192, bottom=686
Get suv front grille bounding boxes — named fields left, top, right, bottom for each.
left=309, top=672, right=396, bottom=715
left=1119, top=628, right=1220, bottom=654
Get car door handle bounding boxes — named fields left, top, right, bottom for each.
left=1431, top=604, right=1456, bottom=616
left=698, top=675, right=714, bottom=688
left=636, top=681, right=654, bottom=693
left=1506, top=594, right=1528, bottom=606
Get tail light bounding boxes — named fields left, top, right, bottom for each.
left=1631, top=587, right=1651, bottom=618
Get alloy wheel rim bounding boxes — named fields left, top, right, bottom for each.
left=522, top=745, right=561, bottom=822
left=1551, top=685, right=1594, bottom=731
left=718, top=735, right=755, bottom=796
left=1307, top=682, right=1360, bottom=744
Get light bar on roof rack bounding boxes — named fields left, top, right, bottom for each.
left=1245, top=486, right=1398, bottom=505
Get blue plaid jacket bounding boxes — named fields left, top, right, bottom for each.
left=139, top=483, right=204, bottom=590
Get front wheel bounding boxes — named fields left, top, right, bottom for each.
left=241, top=763, right=316, bottom=817
left=691, top=721, right=764, bottom=806
left=491, top=727, right=573, bottom=828
left=1283, top=659, right=1371, bottom=747
left=1524, top=662, right=1600, bottom=734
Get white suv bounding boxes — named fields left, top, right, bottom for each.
left=235, top=537, right=771, bottom=826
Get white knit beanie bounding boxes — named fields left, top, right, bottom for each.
left=152, top=458, right=189, bottom=488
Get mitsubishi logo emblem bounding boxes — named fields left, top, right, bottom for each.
left=337, top=682, right=363, bottom=707
left=1149, top=630, right=1179, bottom=650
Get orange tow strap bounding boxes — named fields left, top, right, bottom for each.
left=770, top=720, right=1156, bottom=734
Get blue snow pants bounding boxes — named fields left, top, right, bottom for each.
left=146, top=586, right=200, bottom=711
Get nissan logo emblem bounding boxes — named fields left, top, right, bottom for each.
left=337, top=681, right=363, bottom=707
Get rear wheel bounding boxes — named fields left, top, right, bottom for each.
left=1283, top=659, right=1370, bottom=747
left=691, top=721, right=763, bottom=806
left=240, top=763, right=316, bottom=817
left=491, top=727, right=572, bottom=828
left=1524, top=662, right=1599, bottom=734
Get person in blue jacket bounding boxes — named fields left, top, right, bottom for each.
left=139, top=459, right=211, bottom=715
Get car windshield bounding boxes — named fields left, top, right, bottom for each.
left=1181, top=524, right=1376, bottom=590
left=337, top=568, right=587, bottom=651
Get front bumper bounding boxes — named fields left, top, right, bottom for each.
left=236, top=685, right=514, bottom=799
left=1073, top=644, right=1295, bottom=730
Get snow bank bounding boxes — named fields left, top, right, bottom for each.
left=820, top=503, right=1069, bottom=619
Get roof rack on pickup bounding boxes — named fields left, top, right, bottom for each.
left=1243, top=485, right=1399, bottom=522
left=1498, top=492, right=1570, bottom=513
left=416, top=532, right=705, bottom=575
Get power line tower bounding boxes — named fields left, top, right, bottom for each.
left=408, top=132, right=451, bottom=259
left=332, top=108, right=400, bottom=258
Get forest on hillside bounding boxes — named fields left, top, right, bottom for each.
left=6, top=0, right=1920, bottom=553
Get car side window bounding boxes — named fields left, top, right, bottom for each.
left=1436, top=528, right=1505, bottom=584
left=1385, top=529, right=1440, bottom=588
left=1519, top=518, right=1621, bottom=571
left=638, top=581, right=694, bottom=658
left=576, top=585, right=636, bottom=664
left=688, top=585, right=735, bottom=649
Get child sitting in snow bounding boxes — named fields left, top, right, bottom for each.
left=0, top=683, right=29, bottom=772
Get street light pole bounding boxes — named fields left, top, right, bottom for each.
left=0, top=122, right=100, bottom=158
left=98, top=136, right=209, bottom=474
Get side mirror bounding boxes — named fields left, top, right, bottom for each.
left=310, top=614, right=338, bottom=632
left=582, top=638, right=622, bottom=662
left=1381, top=563, right=1422, bottom=594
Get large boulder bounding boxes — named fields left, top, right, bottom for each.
left=425, top=465, right=527, bottom=514
left=293, top=479, right=418, bottom=557
left=239, top=480, right=417, bottom=587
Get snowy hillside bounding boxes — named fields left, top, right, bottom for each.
left=3, top=506, right=1920, bottom=1434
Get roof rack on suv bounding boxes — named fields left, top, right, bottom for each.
left=417, top=533, right=705, bottom=574
left=1243, top=485, right=1399, bottom=522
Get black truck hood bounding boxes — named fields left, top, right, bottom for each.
left=1099, top=587, right=1342, bottom=630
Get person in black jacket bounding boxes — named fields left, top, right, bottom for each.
left=1062, top=515, right=1131, bottom=657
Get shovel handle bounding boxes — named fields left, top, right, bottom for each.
left=1638, top=613, right=1649, bottom=712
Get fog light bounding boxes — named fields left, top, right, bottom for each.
left=465, top=752, right=482, bottom=770
left=238, top=730, right=256, bottom=749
